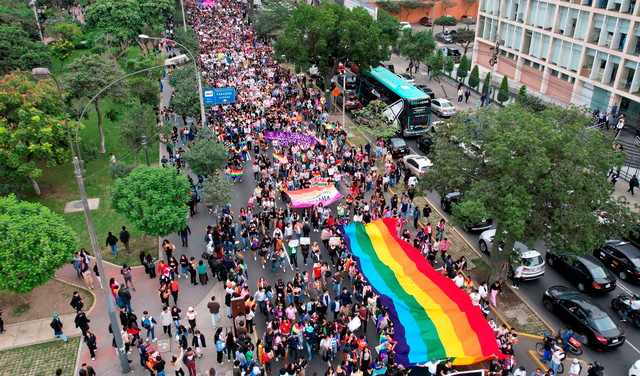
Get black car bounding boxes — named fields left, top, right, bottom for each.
left=336, top=90, right=361, bottom=111
left=335, top=72, right=358, bottom=90
left=440, top=192, right=493, bottom=231
left=594, top=240, right=640, bottom=282
left=388, top=137, right=410, bottom=159
left=315, top=76, right=336, bottom=91
left=378, top=62, right=395, bottom=73
left=545, top=251, right=617, bottom=293
left=417, top=136, right=434, bottom=154
left=543, top=286, right=626, bottom=349
left=415, top=85, right=435, bottom=99
left=442, top=47, right=462, bottom=63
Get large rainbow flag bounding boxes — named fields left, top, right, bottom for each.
left=341, top=219, right=504, bottom=366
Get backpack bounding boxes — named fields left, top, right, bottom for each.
left=262, top=351, right=271, bottom=363
left=142, top=317, right=151, bottom=330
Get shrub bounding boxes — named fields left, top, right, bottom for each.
left=81, top=140, right=99, bottom=163
left=109, top=161, right=135, bottom=180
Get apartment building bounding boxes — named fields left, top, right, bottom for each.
left=473, top=0, right=640, bottom=124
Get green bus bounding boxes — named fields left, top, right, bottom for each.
left=361, top=67, right=431, bottom=137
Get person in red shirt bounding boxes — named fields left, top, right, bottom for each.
left=157, top=260, right=170, bottom=276
left=279, top=320, right=291, bottom=336
left=327, top=216, right=335, bottom=227
left=313, top=262, right=322, bottom=281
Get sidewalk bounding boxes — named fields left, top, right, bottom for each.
left=0, top=314, right=81, bottom=351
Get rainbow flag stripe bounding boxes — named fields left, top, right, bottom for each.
left=341, top=219, right=504, bottom=366
left=230, top=169, right=243, bottom=178
left=273, top=153, right=285, bottom=162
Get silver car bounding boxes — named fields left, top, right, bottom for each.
left=478, top=229, right=546, bottom=280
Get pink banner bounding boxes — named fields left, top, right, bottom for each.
left=286, top=184, right=342, bottom=208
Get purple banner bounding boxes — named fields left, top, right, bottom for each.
left=264, top=131, right=317, bottom=150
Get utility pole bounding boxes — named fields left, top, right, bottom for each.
left=142, top=134, right=150, bottom=167
left=181, top=0, right=187, bottom=33
left=488, top=38, right=502, bottom=102
left=28, top=1, right=44, bottom=43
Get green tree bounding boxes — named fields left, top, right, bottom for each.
left=63, top=54, right=128, bottom=154
left=376, top=9, right=402, bottom=48
left=458, top=54, right=469, bottom=78
left=173, top=28, right=201, bottom=59
left=517, top=85, right=527, bottom=101
left=353, top=100, right=397, bottom=140
left=202, top=175, right=234, bottom=221
left=182, top=133, right=229, bottom=177
left=398, top=29, right=437, bottom=66
left=426, top=49, right=455, bottom=98
left=482, top=72, right=491, bottom=96
left=0, top=2, right=41, bottom=41
left=421, top=104, right=638, bottom=282
left=0, top=194, right=76, bottom=295
left=253, top=0, right=295, bottom=39
left=434, top=15, right=457, bottom=33
left=377, top=0, right=401, bottom=14
left=130, top=77, right=159, bottom=107
left=441, top=0, right=458, bottom=14
left=139, top=0, right=175, bottom=38
left=469, top=64, right=480, bottom=89
left=0, top=72, right=72, bottom=195
left=50, top=39, right=74, bottom=68
left=45, top=22, right=81, bottom=41
left=0, top=24, right=51, bottom=75
left=110, top=165, right=191, bottom=242
left=169, top=65, right=202, bottom=119
left=85, top=0, right=144, bottom=58
left=118, top=104, right=158, bottom=165
left=498, top=75, right=510, bottom=103
left=461, top=0, right=478, bottom=13
left=276, top=3, right=391, bottom=110
left=399, top=0, right=424, bottom=21
left=451, top=28, right=475, bottom=55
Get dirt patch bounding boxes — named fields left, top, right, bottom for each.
left=0, top=279, right=94, bottom=325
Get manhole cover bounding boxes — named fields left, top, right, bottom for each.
left=74, top=201, right=84, bottom=208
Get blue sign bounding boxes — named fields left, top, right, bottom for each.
left=203, top=88, right=236, bottom=105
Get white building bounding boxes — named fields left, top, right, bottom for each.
left=473, top=0, right=640, bottom=124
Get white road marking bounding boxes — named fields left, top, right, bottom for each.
left=627, top=339, right=640, bottom=355
left=619, top=281, right=634, bottom=295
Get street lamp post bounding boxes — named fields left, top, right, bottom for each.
left=139, top=35, right=207, bottom=127
left=28, top=1, right=44, bottom=43
left=31, top=54, right=188, bottom=375
left=180, top=0, right=188, bottom=33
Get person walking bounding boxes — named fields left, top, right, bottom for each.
left=179, top=225, right=191, bottom=247
left=160, top=306, right=173, bottom=337
left=489, top=280, right=503, bottom=307
left=512, top=265, right=524, bottom=289
left=207, top=296, right=221, bottom=329
left=121, top=263, right=136, bottom=292
left=118, top=284, right=134, bottom=313
left=78, top=363, right=97, bottom=376
left=464, top=88, right=471, bottom=103
left=75, top=310, right=91, bottom=335
left=142, top=311, right=158, bottom=342
left=92, top=263, right=103, bottom=290
left=50, top=314, right=68, bottom=342
left=81, top=266, right=94, bottom=290
left=84, top=330, right=98, bottom=360
left=457, top=88, right=464, bottom=104
left=169, top=279, right=180, bottom=306
left=106, top=232, right=118, bottom=257
left=629, top=175, right=639, bottom=196
left=119, top=226, right=130, bottom=251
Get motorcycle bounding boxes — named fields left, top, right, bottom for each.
left=611, top=293, right=640, bottom=329
left=535, top=330, right=583, bottom=357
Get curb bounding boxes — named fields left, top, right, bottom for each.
left=54, top=277, right=98, bottom=316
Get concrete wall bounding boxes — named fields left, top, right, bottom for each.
left=371, top=0, right=479, bottom=24
left=520, top=64, right=542, bottom=91
left=546, top=74, right=574, bottom=104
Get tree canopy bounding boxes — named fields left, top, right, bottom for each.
left=434, top=15, right=457, bottom=33
left=398, top=29, right=437, bottom=64
left=85, top=0, right=144, bottom=57
left=253, top=0, right=295, bottom=38
left=182, top=133, right=229, bottom=177
left=169, top=65, right=202, bottom=119
left=63, top=54, right=128, bottom=154
left=420, top=103, right=638, bottom=281
left=202, top=175, right=234, bottom=215
left=426, top=49, right=454, bottom=97
left=0, top=72, right=71, bottom=195
left=451, top=28, right=475, bottom=55
left=117, top=104, right=158, bottom=165
left=398, top=0, right=424, bottom=21
left=0, top=194, right=76, bottom=294
left=376, top=9, right=402, bottom=47
left=0, top=24, right=51, bottom=75
left=110, top=165, right=191, bottom=237
left=353, top=100, right=397, bottom=140
left=376, top=0, right=401, bottom=14
left=173, top=28, right=201, bottom=59
left=275, top=3, right=390, bottom=107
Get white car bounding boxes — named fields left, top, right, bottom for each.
left=431, top=98, right=456, bottom=117
left=396, top=73, right=415, bottom=84
left=630, top=360, right=640, bottom=376
left=402, top=154, right=433, bottom=175
left=309, top=64, right=319, bottom=77
left=399, top=22, right=412, bottom=30
left=478, top=229, right=546, bottom=280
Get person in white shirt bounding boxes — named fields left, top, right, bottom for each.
left=478, top=281, right=488, bottom=302
left=453, top=272, right=464, bottom=289
left=469, top=290, right=481, bottom=306
left=512, top=265, right=524, bottom=289
left=408, top=175, right=417, bottom=187
left=513, top=366, right=526, bottom=376
left=568, top=359, right=581, bottom=376
left=622, top=295, right=640, bottom=321
left=416, top=358, right=441, bottom=376
left=160, top=306, right=173, bottom=337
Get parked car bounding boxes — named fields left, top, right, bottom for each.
left=388, top=137, right=410, bottom=159
left=399, top=22, right=412, bottom=30
left=441, top=193, right=493, bottom=232
left=442, top=47, right=462, bottom=63
left=545, top=251, right=617, bottom=293
left=415, top=84, right=435, bottom=99
left=594, top=240, right=640, bottom=282
left=315, top=76, right=336, bottom=91
left=460, top=15, right=476, bottom=24
left=435, top=32, right=453, bottom=44
left=479, top=229, right=545, bottom=279
left=416, top=136, right=435, bottom=154
left=351, top=63, right=359, bottom=73
left=419, top=17, right=433, bottom=26
left=335, top=72, right=358, bottom=90
left=309, top=64, right=319, bottom=77
left=401, top=155, right=433, bottom=175
left=542, top=285, right=626, bottom=349
left=336, top=90, right=361, bottom=111
left=431, top=98, right=456, bottom=117
left=396, top=73, right=415, bottom=84
left=378, top=62, right=395, bottom=73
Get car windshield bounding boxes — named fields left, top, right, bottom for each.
left=592, top=317, right=617, bottom=332
left=631, top=258, right=640, bottom=268
left=391, top=139, right=405, bottom=147
left=522, top=255, right=544, bottom=267
left=589, top=266, right=608, bottom=279
left=345, top=76, right=356, bottom=83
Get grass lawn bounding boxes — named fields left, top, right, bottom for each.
left=0, top=337, right=80, bottom=376
left=25, top=96, right=160, bottom=266
left=50, top=49, right=93, bottom=76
